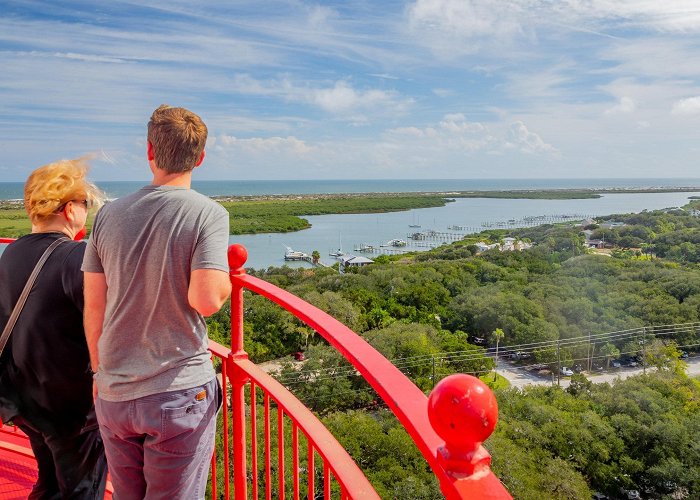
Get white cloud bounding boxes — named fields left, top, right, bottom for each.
left=506, top=121, right=557, bottom=154
left=672, top=96, right=700, bottom=115
left=312, top=82, right=391, bottom=113
left=389, top=114, right=555, bottom=155
left=408, top=0, right=523, bottom=39
left=215, top=135, right=313, bottom=155
left=407, top=1, right=700, bottom=61
left=229, top=75, right=413, bottom=118
left=407, top=0, right=525, bottom=58
left=605, top=96, right=637, bottom=114
left=556, top=1, right=700, bottom=33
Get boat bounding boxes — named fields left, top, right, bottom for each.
left=284, top=246, right=309, bottom=261
left=408, top=213, right=421, bottom=228
left=387, top=239, right=407, bottom=247
left=354, top=243, right=375, bottom=252
left=329, top=233, right=345, bottom=257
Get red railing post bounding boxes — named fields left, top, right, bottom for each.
left=428, top=374, right=504, bottom=499
left=228, top=244, right=250, bottom=500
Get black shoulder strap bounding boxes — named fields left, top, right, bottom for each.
left=0, top=237, right=69, bottom=356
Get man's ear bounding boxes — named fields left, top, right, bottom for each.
left=147, top=142, right=155, bottom=161
left=194, top=150, right=205, bottom=167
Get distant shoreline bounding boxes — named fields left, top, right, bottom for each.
left=4, top=186, right=700, bottom=207
left=212, top=186, right=700, bottom=203
left=2, top=187, right=700, bottom=240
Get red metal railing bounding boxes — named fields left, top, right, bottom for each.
left=222, top=244, right=510, bottom=499
left=0, top=238, right=511, bottom=499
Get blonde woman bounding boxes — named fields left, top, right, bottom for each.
left=0, top=159, right=108, bottom=499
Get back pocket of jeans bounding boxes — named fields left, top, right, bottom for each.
left=157, top=397, right=209, bottom=455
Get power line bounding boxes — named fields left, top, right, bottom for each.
left=272, top=322, right=699, bottom=387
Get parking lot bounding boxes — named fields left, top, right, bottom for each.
left=496, top=355, right=700, bottom=389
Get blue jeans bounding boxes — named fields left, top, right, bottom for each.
left=95, top=378, right=221, bottom=500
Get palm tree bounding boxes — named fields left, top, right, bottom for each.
left=311, top=250, right=320, bottom=264
left=492, top=328, right=505, bottom=381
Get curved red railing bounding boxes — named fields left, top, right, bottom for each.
left=0, top=238, right=510, bottom=499
left=224, top=244, right=510, bottom=499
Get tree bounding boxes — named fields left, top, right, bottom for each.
left=566, top=373, right=593, bottom=397
left=643, top=339, right=686, bottom=374
left=311, top=250, right=320, bottom=264
left=492, top=328, right=505, bottom=381
left=599, top=342, right=620, bottom=369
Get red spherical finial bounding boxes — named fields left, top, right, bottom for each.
left=228, top=244, right=248, bottom=272
left=428, top=374, right=498, bottom=452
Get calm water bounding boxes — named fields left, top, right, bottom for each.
left=3, top=179, right=700, bottom=269
left=232, top=191, right=700, bottom=269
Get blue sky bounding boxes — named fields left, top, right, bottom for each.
left=2, top=1, right=700, bottom=181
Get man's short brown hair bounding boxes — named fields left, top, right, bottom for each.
left=147, top=105, right=208, bottom=174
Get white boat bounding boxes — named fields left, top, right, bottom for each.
left=354, top=243, right=375, bottom=252
left=329, top=233, right=345, bottom=257
left=387, top=239, right=407, bottom=247
left=284, top=246, right=309, bottom=261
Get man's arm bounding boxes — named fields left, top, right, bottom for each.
left=188, top=269, right=231, bottom=317
left=84, top=271, right=107, bottom=372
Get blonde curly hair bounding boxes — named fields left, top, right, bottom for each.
left=24, top=157, right=105, bottom=223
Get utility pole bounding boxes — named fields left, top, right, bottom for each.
left=556, top=340, right=561, bottom=387
left=587, top=331, right=592, bottom=372
left=642, top=326, right=647, bottom=375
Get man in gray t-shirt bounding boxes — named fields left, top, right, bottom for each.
left=82, top=105, right=231, bottom=499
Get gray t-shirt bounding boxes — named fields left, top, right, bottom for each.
left=82, top=185, right=229, bottom=402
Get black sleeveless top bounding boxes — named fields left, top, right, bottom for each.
left=0, top=233, right=92, bottom=436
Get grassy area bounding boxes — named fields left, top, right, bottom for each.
left=219, top=194, right=449, bottom=234
left=454, top=190, right=601, bottom=200
left=0, top=194, right=450, bottom=238
left=0, top=204, right=31, bottom=237
left=481, top=372, right=510, bottom=390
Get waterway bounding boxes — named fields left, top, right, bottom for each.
left=230, top=191, right=700, bottom=270
left=3, top=185, right=700, bottom=269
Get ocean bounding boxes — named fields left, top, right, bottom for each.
left=2, top=178, right=700, bottom=200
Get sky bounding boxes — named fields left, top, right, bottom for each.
left=2, top=1, right=700, bottom=181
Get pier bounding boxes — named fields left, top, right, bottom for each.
left=284, top=247, right=332, bottom=268
left=479, top=213, right=593, bottom=229
left=408, top=230, right=467, bottom=242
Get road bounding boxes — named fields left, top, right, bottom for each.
left=496, top=356, right=700, bottom=389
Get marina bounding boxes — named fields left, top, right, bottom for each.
left=227, top=191, right=700, bottom=269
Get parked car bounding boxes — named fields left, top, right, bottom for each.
left=620, top=488, right=641, bottom=500
left=680, top=350, right=689, bottom=359
left=293, top=351, right=306, bottom=361
left=573, top=364, right=584, bottom=373
left=611, top=360, right=621, bottom=368
left=560, top=366, right=574, bottom=376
